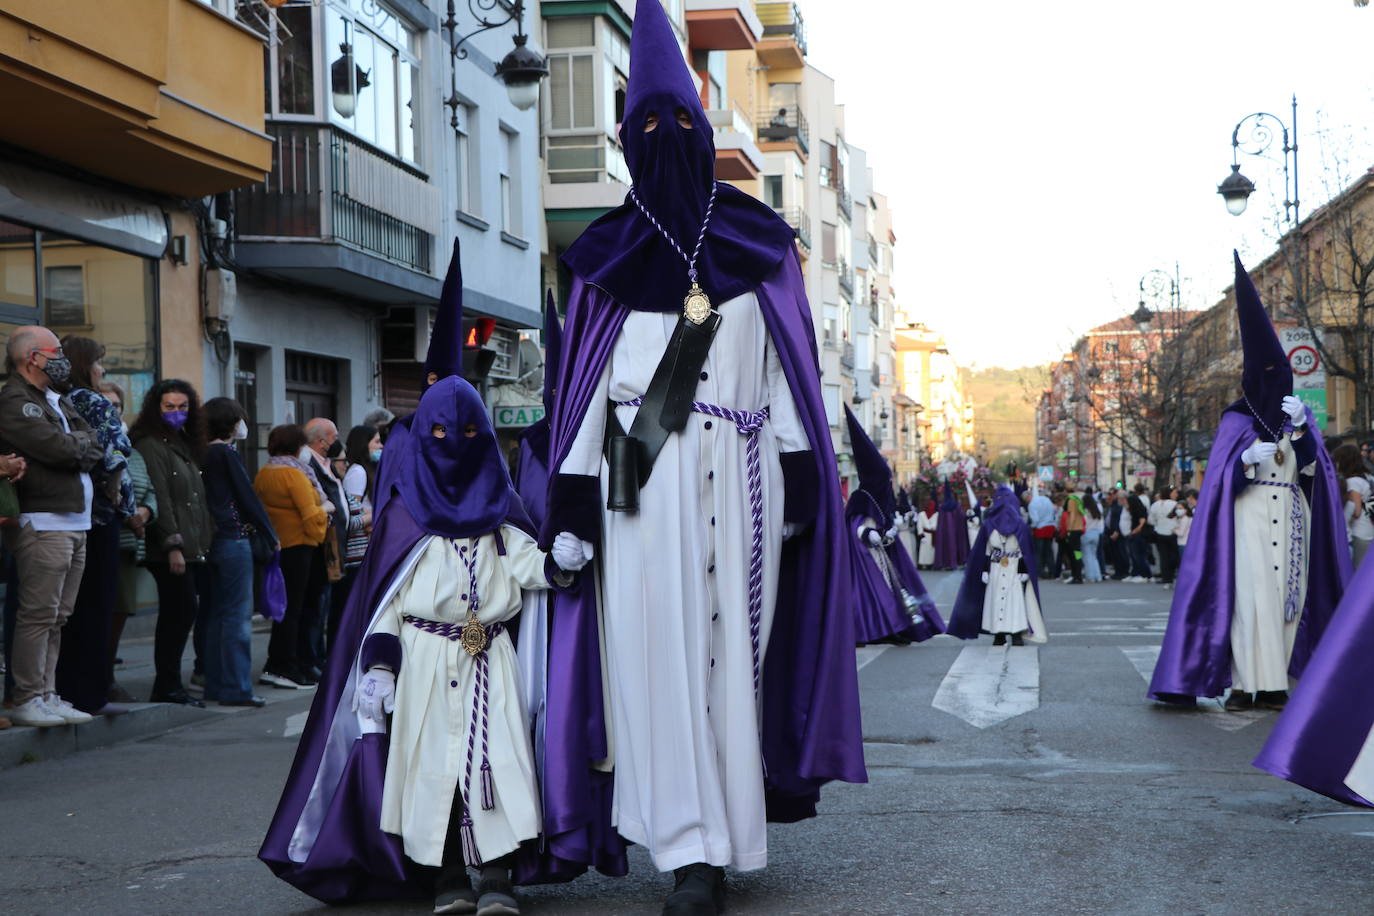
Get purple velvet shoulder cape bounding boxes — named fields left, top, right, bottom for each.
left=946, top=510, right=1040, bottom=640
left=535, top=249, right=867, bottom=878
left=1148, top=408, right=1350, bottom=703
left=1253, top=553, right=1374, bottom=807
left=844, top=495, right=944, bottom=643
left=934, top=503, right=968, bottom=569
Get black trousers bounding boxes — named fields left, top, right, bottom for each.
left=1063, top=531, right=1083, bottom=582
left=147, top=560, right=207, bottom=696
left=1156, top=534, right=1180, bottom=583
left=55, top=520, right=120, bottom=712
left=267, top=544, right=315, bottom=676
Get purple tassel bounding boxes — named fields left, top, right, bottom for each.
left=480, top=760, right=495, bottom=811
left=460, top=813, right=482, bottom=867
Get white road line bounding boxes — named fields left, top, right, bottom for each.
left=855, top=645, right=891, bottom=671
left=1119, top=646, right=1269, bottom=731
left=284, top=711, right=309, bottom=739
left=932, top=645, right=1040, bottom=729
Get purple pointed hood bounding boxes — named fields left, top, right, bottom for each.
left=1233, top=250, right=1293, bottom=434
left=394, top=375, right=513, bottom=539
left=423, top=238, right=465, bottom=387
left=844, top=406, right=895, bottom=524
left=560, top=0, right=795, bottom=311
left=983, top=485, right=1023, bottom=536
left=939, top=481, right=959, bottom=512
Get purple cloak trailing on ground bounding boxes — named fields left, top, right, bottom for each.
left=1253, top=554, right=1374, bottom=807
left=947, top=485, right=1040, bottom=639
left=842, top=406, right=944, bottom=643
left=934, top=482, right=968, bottom=569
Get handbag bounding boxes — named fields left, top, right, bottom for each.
left=257, top=550, right=287, bottom=622
left=0, top=478, right=19, bottom=529
left=243, top=522, right=275, bottom=565
left=322, top=526, right=344, bottom=583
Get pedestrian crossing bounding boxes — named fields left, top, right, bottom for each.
left=931, top=645, right=1040, bottom=728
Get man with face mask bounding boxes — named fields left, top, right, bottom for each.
left=538, top=3, right=865, bottom=912
left=1149, top=255, right=1350, bottom=710
left=0, top=326, right=104, bottom=727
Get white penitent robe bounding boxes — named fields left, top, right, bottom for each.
left=981, top=531, right=1045, bottom=641
left=369, top=529, right=547, bottom=867
left=1231, top=435, right=1313, bottom=693
left=557, top=291, right=807, bottom=873
left=898, top=512, right=918, bottom=559
left=917, top=511, right=938, bottom=567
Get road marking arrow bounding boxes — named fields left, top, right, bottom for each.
left=933, top=645, right=1040, bottom=728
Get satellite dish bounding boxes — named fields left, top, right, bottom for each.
left=516, top=337, right=543, bottom=392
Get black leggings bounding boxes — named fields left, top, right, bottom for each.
left=266, top=544, right=315, bottom=675
left=147, top=560, right=207, bottom=696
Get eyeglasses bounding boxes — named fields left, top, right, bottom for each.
left=30, top=346, right=64, bottom=357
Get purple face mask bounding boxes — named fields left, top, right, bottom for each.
left=162, top=409, right=188, bottom=430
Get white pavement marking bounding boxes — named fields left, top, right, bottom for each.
left=932, top=645, right=1040, bottom=728
left=855, top=645, right=891, bottom=671
left=1081, top=597, right=1153, bottom=605
left=284, top=711, right=309, bottom=739
left=1119, top=645, right=1270, bottom=731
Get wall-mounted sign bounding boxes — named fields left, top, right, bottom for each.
left=492, top=404, right=544, bottom=428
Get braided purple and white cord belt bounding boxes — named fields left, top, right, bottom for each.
left=618, top=396, right=771, bottom=692
left=401, top=611, right=504, bottom=865
left=1251, top=479, right=1305, bottom=622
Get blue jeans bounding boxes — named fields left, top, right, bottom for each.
left=205, top=537, right=254, bottom=702
left=1082, top=528, right=1103, bottom=580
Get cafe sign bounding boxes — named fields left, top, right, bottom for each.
left=492, top=404, right=545, bottom=428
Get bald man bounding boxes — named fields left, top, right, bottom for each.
left=0, top=326, right=104, bottom=727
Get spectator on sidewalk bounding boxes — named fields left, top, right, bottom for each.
left=1150, top=486, right=1181, bottom=586
left=327, top=425, right=378, bottom=642
left=1333, top=444, right=1374, bottom=570
left=1081, top=485, right=1105, bottom=582
left=201, top=397, right=277, bottom=708
left=255, top=424, right=327, bottom=689
left=300, top=418, right=347, bottom=672
left=0, top=451, right=27, bottom=729
left=1107, top=490, right=1129, bottom=579
left=132, top=379, right=213, bottom=708
left=52, top=336, right=134, bottom=716
left=1125, top=484, right=1152, bottom=581
left=0, top=325, right=104, bottom=727
left=1175, top=489, right=1196, bottom=558
left=1061, top=484, right=1086, bottom=584
left=1026, top=486, right=1057, bottom=577
left=107, top=379, right=154, bottom=704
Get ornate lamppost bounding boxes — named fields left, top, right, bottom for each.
left=1216, top=97, right=1299, bottom=225
left=443, top=0, right=549, bottom=117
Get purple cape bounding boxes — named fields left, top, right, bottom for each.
left=535, top=250, right=867, bottom=877
left=947, top=487, right=1040, bottom=639
left=934, top=500, right=968, bottom=569
left=1148, top=408, right=1350, bottom=703
left=1253, top=553, right=1374, bottom=807
left=845, top=491, right=944, bottom=643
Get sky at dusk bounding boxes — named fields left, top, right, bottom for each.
left=801, top=0, right=1374, bottom=368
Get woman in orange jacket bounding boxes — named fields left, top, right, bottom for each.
left=254, top=424, right=328, bottom=689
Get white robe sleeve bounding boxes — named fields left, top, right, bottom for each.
left=558, top=361, right=612, bottom=477
left=765, top=332, right=807, bottom=453
left=502, top=525, right=554, bottom=593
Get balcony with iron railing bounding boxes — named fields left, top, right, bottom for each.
left=756, top=105, right=809, bottom=155
left=235, top=122, right=437, bottom=276
left=840, top=340, right=855, bottom=370
left=755, top=1, right=807, bottom=62
left=774, top=207, right=811, bottom=250
left=838, top=188, right=853, bottom=221
left=838, top=257, right=853, bottom=298
left=868, top=235, right=878, bottom=265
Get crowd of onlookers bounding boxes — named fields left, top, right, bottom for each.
left=0, top=324, right=393, bottom=729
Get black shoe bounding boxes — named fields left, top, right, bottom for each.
left=434, top=865, right=477, bottom=915
left=1255, top=690, right=1289, bottom=711
left=150, top=690, right=206, bottom=708
left=992, top=634, right=1007, bottom=646
left=107, top=682, right=136, bottom=704
left=219, top=696, right=268, bottom=708
left=295, top=668, right=320, bottom=686
left=1224, top=691, right=1254, bottom=711
left=877, top=633, right=913, bottom=646
left=663, top=863, right=724, bottom=916
left=475, top=866, right=519, bottom=916
left=1011, top=633, right=1026, bottom=647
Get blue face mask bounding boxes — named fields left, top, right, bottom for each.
left=370, top=448, right=383, bottom=464
left=162, top=409, right=188, bottom=430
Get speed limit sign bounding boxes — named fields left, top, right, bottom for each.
left=1288, top=344, right=1319, bottom=376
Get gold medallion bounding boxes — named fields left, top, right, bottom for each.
left=1000, top=557, right=1010, bottom=567
left=1274, top=449, right=1285, bottom=466
left=683, top=282, right=713, bottom=325
left=460, top=613, right=488, bottom=657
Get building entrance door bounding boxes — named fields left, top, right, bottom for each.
left=285, top=350, right=341, bottom=429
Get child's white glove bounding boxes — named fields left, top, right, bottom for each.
left=1241, top=439, right=1278, bottom=466
left=981, top=571, right=990, bottom=584
left=552, top=532, right=593, bottom=571
left=356, top=667, right=395, bottom=724
left=864, top=528, right=884, bottom=547
left=1018, top=573, right=1030, bottom=583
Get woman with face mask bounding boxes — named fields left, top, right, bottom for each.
left=130, top=379, right=214, bottom=707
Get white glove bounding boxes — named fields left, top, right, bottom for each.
left=552, top=532, right=593, bottom=571
left=782, top=521, right=805, bottom=540
left=1282, top=395, right=1307, bottom=427
left=864, top=528, right=884, bottom=547
left=356, top=667, right=395, bottom=724
left=1241, top=439, right=1278, bottom=466
left=981, top=571, right=990, bottom=584
left=1018, top=573, right=1030, bottom=583
left=884, top=525, right=899, bottom=542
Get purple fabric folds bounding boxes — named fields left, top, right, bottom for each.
left=536, top=250, right=866, bottom=877
left=844, top=478, right=944, bottom=643
left=947, top=486, right=1040, bottom=639
left=1147, top=408, right=1350, bottom=703
left=1253, top=554, right=1374, bottom=807
left=934, top=486, right=968, bottom=570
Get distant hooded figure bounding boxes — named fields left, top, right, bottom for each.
left=917, top=499, right=939, bottom=568
left=260, top=241, right=588, bottom=915
left=843, top=407, right=945, bottom=646
left=1148, top=253, right=1349, bottom=710
left=947, top=485, right=1045, bottom=645
left=933, top=482, right=968, bottom=569
left=538, top=1, right=865, bottom=911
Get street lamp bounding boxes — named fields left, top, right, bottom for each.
left=1217, top=97, right=1299, bottom=225
left=444, top=0, right=549, bottom=118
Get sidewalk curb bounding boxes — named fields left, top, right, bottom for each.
left=0, top=701, right=216, bottom=769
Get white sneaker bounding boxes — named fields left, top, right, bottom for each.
left=44, top=694, right=95, bottom=724
left=10, top=697, right=65, bottom=727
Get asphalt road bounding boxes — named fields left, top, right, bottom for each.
left=2, top=572, right=1371, bottom=915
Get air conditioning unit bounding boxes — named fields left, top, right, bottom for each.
left=205, top=268, right=237, bottom=323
